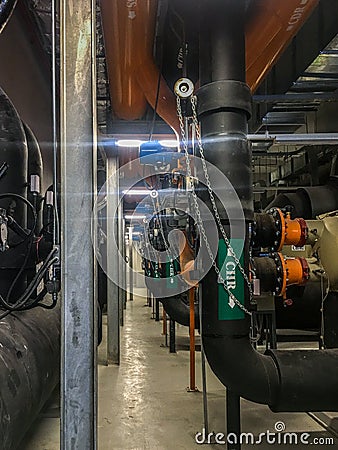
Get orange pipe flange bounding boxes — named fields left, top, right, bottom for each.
left=274, top=208, right=308, bottom=251
left=284, top=216, right=308, bottom=247
left=277, top=253, right=310, bottom=297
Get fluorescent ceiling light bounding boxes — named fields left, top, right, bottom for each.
left=116, top=139, right=178, bottom=148
left=125, top=214, right=146, bottom=220
left=159, top=139, right=178, bottom=148
left=116, top=139, right=145, bottom=148
left=122, top=189, right=150, bottom=196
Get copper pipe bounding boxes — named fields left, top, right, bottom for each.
left=162, top=307, right=167, bottom=337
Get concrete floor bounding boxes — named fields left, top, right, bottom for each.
left=21, top=289, right=337, bottom=449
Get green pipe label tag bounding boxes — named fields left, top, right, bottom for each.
left=218, top=239, right=245, bottom=320
left=165, top=260, right=179, bottom=289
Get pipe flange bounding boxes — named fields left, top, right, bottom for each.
left=272, top=252, right=284, bottom=296
left=299, top=257, right=310, bottom=283
left=266, top=207, right=284, bottom=250
left=295, top=217, right=308, bottom=247
left=174, top=78, right=194, bottom=98
left=197, top=80, right=252, bottom=119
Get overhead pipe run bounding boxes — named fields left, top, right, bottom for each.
left=198, top=0, right=338, bottom=412
left=248, top=133, right=338, bottom=146
left=99, top=0, right=318, bottom=138
left=99, top=0, right=180, bottom=135
left=245, top=0, right=318, bottom=92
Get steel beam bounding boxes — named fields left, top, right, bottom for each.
left=122, top=218, right=127, bottom=310
left=248, top=133, right=338, bottom=146
left=129, top=226, right=134, bottom=301
left=60, top=0, right=97, bottom=448
left=253, top=93, right=338, bottom=103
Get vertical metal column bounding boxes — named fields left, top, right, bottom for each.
left=155, top=298, right=160, bottom=321
left=122, top=218, right=127, bottom=310
left=60, top=0, right=97, bottom=447
left=118, top=199, right=124, bottom=326
left=188, top=287, right=198, bottom=392
left=226, top=390, right=241, bottom=450
left=169, top=318, right=176, bottom=353
left=129, top=226, right=134, bottom=301
left=107, top=156, right=120, bottom=364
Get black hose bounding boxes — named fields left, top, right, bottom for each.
left=0, top=193, right=37, bottom=247
left=0, top=249, right=58, bottom=311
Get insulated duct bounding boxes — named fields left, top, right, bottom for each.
left=265, top=179, right=338, bottom=219
left=99, top=0, right=179, bottom=134
left=0, top=304, right=60, bottom=450
left=0, top=86, right=61, bottom=447
left=0, top=86, right=28, bottom=299
left=198, top=0, right=338, bottom=412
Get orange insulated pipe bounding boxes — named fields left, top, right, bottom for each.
left=246, top=0, right=318, bottom=92
left=100, top=0, right=318, bottom=131
left=100, top=0, right=148, bottom=120
left=100, top=0, right=179, bottom=135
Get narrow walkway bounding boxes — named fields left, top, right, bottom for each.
left=22, top=290, right=336, bottom=449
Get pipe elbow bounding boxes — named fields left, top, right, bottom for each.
left=160, top=294, right=199, bottom=328
left=202, top=334, right=279, bottom=405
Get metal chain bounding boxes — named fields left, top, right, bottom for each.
left=190, top=96, right=253, bottom=300
left=176, top=95, right=252, bottom=316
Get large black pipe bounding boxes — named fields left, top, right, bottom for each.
left=265, top=179, right=338, bottom=219
left=0, top=0, right=17, bottom=34
left=198, top=0, right=278, bottom=405
left=276, top=283, right=322, bottom=330
left=198, top=0, right=338, bottom=412
left=23, top=123, right=43, bottom=233
left=323, top=292, right=338, bottom=348
left=160, top=294, right=199, bottom=328
left=252, top=256, right=278, bottom=293
left=0, top=86, right=28, bottom=228
left=0, top=87, right=28, bottom=299
left=0, top=303, right=60, bottom=449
